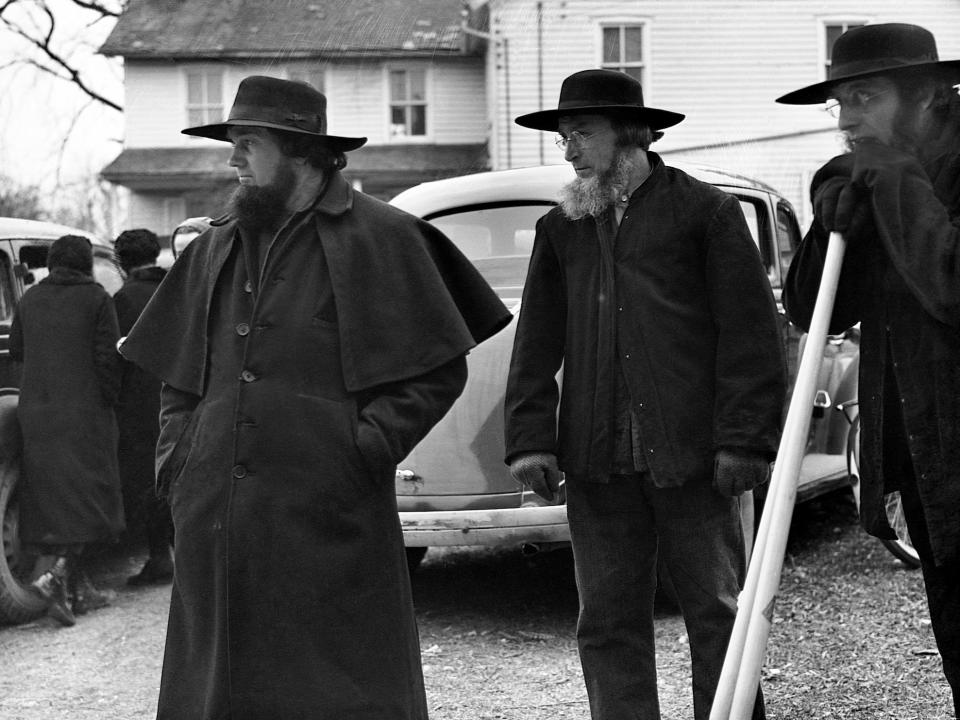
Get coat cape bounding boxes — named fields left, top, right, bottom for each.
left=120, top=171, right=512, bottom=394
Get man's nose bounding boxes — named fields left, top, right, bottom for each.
left=837, top=104, right=859, bottom=133
left=564, top=142, right=578, bottom=162
left=228, top=148, right=243, bottom=167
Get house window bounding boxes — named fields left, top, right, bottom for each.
left=601, top=24, right=644, bottom=82
left=389, top=68, right=427, bottom=139
left=186, top=69, right=224, bottom=127
left=824, top=22, right=866, bottom=77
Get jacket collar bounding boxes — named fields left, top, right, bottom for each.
left=41, top=268, right=94, bottom=285
left=311, top=170, right=354, bottom=217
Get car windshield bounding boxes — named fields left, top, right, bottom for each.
left=426, top=202, right=552, bottom=299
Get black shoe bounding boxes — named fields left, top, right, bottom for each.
left=71, top=574, right=112, bottom=615
left=127, top=555, right=174, bottom=586
left=31, top=558, right=76, bottom=627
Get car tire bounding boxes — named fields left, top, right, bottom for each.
left=0, top=392, right=46, bottom=622
left=846, top=414, right=920, bottom=569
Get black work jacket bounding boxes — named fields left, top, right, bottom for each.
left=505, top=154, right=786, bottom=485
left=784, top=125, right=960, bottom=565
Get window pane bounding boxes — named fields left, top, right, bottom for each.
left=410, top=105, right=426, bottom=135
left=428, top=203, right=555, bottom=296
left=624, top=27, right=643, bottom=61
left=187, top=109, right=204, bottom=127
left=624, top=66, right=644, bottom=83
left=187, top=73, right=203, bottom=104
left=409, top=70, right=426, bottom=101
left=826, top=25, right=844, bottom=61
left=390, top=70, right=406, bottom=100
left=603, top=27, right=620, bottom=64
left=0, top=252, right=13, bottom=323
left=206, top=72, right=222, bottom=102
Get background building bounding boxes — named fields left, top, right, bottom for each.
left=99, top=0, right=960, bottom=235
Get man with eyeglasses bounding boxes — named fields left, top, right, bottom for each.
left=779, top=23, right=960, bottom=717
left=504, top=68, right=785, bottom=720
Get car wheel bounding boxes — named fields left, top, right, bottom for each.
left=846, top=414, right=920, bottom=569
left=405, top=546, right=428, bottom=573
left=0, top=455, right=46, bottom=623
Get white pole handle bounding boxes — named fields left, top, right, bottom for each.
left=711, top=231, right=848, bottom=719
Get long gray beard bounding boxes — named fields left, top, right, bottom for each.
left=558, top=153, right=640, bottom=220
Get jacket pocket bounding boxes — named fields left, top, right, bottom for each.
left=155, top=411, right=199, bottom=499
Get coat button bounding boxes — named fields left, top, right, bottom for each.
left=236, top=323, right=250, bottom=336
left=244, top=280, right=253, bottom=293
left=240, top=370, right=257, bottom=382
left=232, top=464, right=247, bottom=479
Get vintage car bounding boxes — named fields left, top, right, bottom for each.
left=0, top=217, right=124, bottom=623
left=137, top=166, right=915, bottom=579
left=387, top=163, right=886, bottom=570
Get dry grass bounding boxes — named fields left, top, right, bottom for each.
left=410, top=489, right=954, bottom=719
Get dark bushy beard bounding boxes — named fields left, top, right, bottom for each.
left=559, top=151, right=642, bottom=220
left=228, top=163, right=297, bottom=234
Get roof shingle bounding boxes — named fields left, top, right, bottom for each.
left=99, top=0, right=472, bottom=58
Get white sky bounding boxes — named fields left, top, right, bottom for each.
left=0, top=1, right=123, bottom=192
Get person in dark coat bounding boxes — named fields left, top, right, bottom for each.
left=119, top=76, right=512, bottom=720
left=113, top=228, right=173, bottom=586
left=9, top=234, right=124, bottom=627
left=504, top=70, right=786, bottom=720
left=778, top=23, right=960, bottom=717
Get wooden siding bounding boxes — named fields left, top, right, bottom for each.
left=124, top=58, right=486, bottom=148
left=487, top=0, right=960, bottom=225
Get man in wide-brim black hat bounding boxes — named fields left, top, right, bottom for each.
left=120, top=75, right=512, bottom=720
left=781, top=23, right=960, bottom=717
left=505, top=68, right=786, bottom=720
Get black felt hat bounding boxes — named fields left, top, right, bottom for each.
left=182, top=75, right=367, bottom=151
left=515, top=69, right=684, bottom=132
left=777, top=23, right=960, bottom=105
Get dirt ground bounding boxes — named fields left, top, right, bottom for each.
left=0, top=488, right=953, bottom=720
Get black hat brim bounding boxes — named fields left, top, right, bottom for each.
left=182, top=119, right=368, bottom=151
left=776, top=59, right=960, bottom=105
left=514, top=104, right=685, bottom=132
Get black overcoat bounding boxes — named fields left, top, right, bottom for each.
left=9, top=269, right=124, bottom=545
left=784, top=127, right=960, bottom=566
left=120, top=172, right=511, bottom=719
left=505, top=154, right=786, bottom=485
left=114, top=266, right=167, bottom=525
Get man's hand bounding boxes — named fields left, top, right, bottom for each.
left=713, top=448, right=771, bottom=497
left=509, top=452, right=563, bottom=503
left=811, top=153, right=872, bottom=235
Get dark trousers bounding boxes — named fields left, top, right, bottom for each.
left=566, top=473, right=765, bottom=720
left=898, top=470, right=960, bottom=718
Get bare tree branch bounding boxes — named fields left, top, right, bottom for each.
left=0, top=0, right=124, bottom=112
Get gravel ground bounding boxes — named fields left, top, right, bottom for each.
left=0, top=487, right=953, bottom=719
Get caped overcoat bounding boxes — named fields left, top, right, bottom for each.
left=120, top=172, right=511, bottom=720
left=9, top=268, right=124, bottom=545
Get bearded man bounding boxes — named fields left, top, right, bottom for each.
left=780, top=23, right=960, bottom=717
left=119, top=75, right=511, bottom=720
left=504, top=69, right=785, bottom=720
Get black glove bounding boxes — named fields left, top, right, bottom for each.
left=712, top=448, right=771, bottom=497
left=509, top=452, right=563, bottom=503
left=811, top=154, right=873, bottom=237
